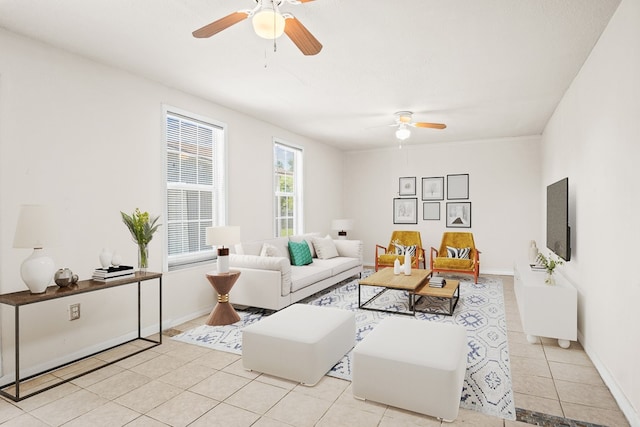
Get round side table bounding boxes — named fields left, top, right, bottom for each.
left=205, top=271, right=241, bottom=326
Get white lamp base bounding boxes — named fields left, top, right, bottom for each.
left=217, top=255, right=229, bottom=274
left=20, top=248, right=55, bottom=294
left=216, top=246, right=230, bottom=274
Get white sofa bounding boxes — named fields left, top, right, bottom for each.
left=228, top=233, right=363, bottom=310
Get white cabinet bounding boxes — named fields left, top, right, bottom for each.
left=513, top=260, right=577, bottom=348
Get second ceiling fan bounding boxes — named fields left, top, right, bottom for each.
left=392, top=111, right=447, bottom=141
left=192, top=0, right=322, bottom=56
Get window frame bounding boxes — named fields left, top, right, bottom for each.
left=162, top=105, right=227, bottom=271
left=273, top=139, right=304, bottom=237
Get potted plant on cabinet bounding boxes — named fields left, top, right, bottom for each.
left=536, top=252, right=564, bottom=285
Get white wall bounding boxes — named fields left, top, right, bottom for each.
left=540, top=0, right=640, bottom=423
left=0, top=28, right=344, bottom=375
left=343, top=136, right=541, bottom=273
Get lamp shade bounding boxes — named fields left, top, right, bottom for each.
left=13, top=204, right=61, bottom=249
left=331, top=219, right=354, bottom=231
left=206, top=226, right=241, bottom=248
left=252, top=7, right=285, bottom=39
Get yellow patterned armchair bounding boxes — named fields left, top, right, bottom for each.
left=375, top=231, right=425, bottom=271
left=430, top=232, right=480, bottom=283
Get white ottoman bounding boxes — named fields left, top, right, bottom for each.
left=242, top=304, right=355, bottom=385
left=353, top=317, right=467, bottom=421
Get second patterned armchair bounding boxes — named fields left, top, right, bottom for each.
left=430, top=232, right=480, bottom=283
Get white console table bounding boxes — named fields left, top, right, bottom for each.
left=513, top=260, right=577, bottom=348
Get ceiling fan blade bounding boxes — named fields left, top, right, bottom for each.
left=284, top=16, right=322, bottom=55
left=193, top=11, right=249, bottom=38
left=413, top=122, right=447, bottom=129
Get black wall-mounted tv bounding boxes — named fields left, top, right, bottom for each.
left=546, top=177, right=571, bottom=261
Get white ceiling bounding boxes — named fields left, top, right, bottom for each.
left=0, top=0, right=621, bottom=150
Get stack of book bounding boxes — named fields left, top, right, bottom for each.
left=428, top=276, right=446, bottom=288
left=92, top=265, right=135, bottom=282
left=529, top=264, right=546, bottom=272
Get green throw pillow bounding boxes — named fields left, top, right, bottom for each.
left=288, top=240, right=313, bottom=266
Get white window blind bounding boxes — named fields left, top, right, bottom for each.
left=274, top=141, right=303, bottom=237
left=165, top=110, right=225, bottom=269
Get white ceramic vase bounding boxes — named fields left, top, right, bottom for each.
left=404, top=253, right=412, bottom=275
left=529, top=240, right=539, bottom=264
left=393, top=258, right=401, bottom=275
left=99, top=248, right=113, bottom=268
left=111, top=252, right=122, bottom=267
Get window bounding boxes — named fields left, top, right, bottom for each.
left=274, top=141, right=303, bottom=237
left=164, top=107, right=226, bottom=270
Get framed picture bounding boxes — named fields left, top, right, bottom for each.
left=421, top=176, right=444, bottom=200
left=447, top=174, right=469, bottom=200
left=446, top=202, right=472, bottom=228
left=398, top=177, right=416, bottom=196
left=393, top=198, right=418, bottom=224
left=423, top=202, right=440, bottom=221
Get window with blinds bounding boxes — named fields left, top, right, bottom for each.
left=274, top=141, right=303, bottom=237
left=165, top=109, right=226, bottom=269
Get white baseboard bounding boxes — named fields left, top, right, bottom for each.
left=481, top=268, right=515, bottom=276
left=578, top=330, right=639, bottom=427
left=167, top=307, right=213, bottom=329
left=0, top=321, right=170, bottom=385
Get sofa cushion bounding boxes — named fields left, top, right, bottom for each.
left=288, top=241, right=313, bottom=266
left=312, top=257, right=361, bottom=276
left=261, top=243, right=283, bottom=258
left=312, top=235, right=339, bottom=259
left=238, top=237, right=290, bottom=260
left=290, top=263, right=332, bottom=292
left=289, top=232, right=321, bottom=258
left=334, top=239, right=363, bottom=260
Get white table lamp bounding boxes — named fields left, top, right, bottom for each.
left=13, top=205, right=61, bottom=294
left=332, top=219, right=354, bottom=239
left=206, top=226, right=241, bottom=274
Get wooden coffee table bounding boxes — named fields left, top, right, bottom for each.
left=411, top=279, right=460, bottom=316
left=358, top=268, right=432, bottom=315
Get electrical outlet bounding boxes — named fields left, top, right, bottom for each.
left=69, top=303, right=80, bottom=321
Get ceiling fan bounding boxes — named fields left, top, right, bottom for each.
left=391, top=111, right=446, bottom=141
left=192, top=0, right=322, bottom=56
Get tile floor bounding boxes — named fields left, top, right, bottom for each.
left=0, top=275, right=631, bottom=426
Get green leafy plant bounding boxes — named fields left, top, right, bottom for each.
left=121, top=208, right=161, bottom=245
left=121, top=209, right=161, bottom=270
left=536, top=252, right=564, bottom=274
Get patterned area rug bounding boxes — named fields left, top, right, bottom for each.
left=173, top=271, right=515, bottom=420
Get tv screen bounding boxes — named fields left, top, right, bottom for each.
left=546, top=177, right=571, bottom=261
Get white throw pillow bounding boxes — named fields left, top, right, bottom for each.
left=260, top=243, right=282, bottom=257
left=312, top=235, right=339, bottom=260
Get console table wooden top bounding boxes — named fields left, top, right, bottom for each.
left=0, top=271, right=162, bottom=307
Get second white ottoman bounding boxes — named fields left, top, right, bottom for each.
left=242, top=304, right=355, bottom=385
left=353, top=317, right=467, bottom=421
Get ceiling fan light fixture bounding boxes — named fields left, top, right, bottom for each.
left=395, top=125, right=411, bottom=141
left=252, top=6, right=286, bottom=39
